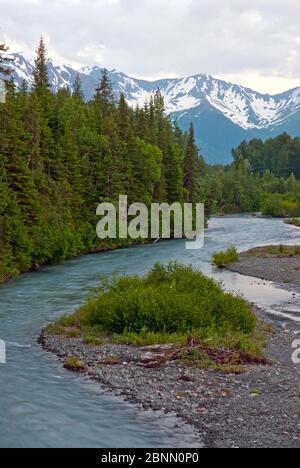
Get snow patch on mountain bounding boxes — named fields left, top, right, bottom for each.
left=3, top=53, right=300, bottom=164
left=4, top=53, right=300, bottom=133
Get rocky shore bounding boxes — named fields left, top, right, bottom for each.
left=40, top=306, right=300, bottom=449
left=227, top=247, right=300, bottom=291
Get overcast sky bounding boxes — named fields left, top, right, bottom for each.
left=1, top=0, right=300, bottom=94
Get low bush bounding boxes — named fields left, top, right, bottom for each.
left=64, top=356, right=85, bottom=371
left=261, top=193, right=300, bottom=218
left=69, top=263, right=257, bottom=352
left=212, top=247, right=239, bottom=268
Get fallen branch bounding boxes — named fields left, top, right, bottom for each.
left=138, top=335, right=268, bottom=368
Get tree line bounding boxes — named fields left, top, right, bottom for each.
left=199, top=151, right=300, bottom=217
left=0, top=39, right=203, bottom=281
left=1, top=38, right=299, bottom=282
left=232, top=134, right=300, bottom=179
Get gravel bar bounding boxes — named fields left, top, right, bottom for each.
left=40, top=307, right=300, bottom=449
left=228, top=252, right=300, bottom=290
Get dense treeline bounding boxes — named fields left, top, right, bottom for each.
left=1, top=39, right=300, bottom=282
left=198, top=126, right=300, bottom=217
left=233, top=134, right=300, bottom=179
left=199, top=152, right=300, bottom=217
left=0, top=39, right=203, bottom=281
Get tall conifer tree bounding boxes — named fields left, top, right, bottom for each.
left=0, top=43, right=13, bottom=75
left=184, top=124, right=200, bottom=203
left=33, top=37, right=50, bottom=92
left=73, top=73, right=84, bottom=101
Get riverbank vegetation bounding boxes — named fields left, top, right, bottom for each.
left=245, top=245, right=300, bottom=258
left=2, top=38, right=300, bottom=283
left=200, top=137, right=300, bottom=217
left=224, top=245, right=300, bottom=290
left=45, top=263, right=265, bottom=363
left=213, top=244, right=300, bottom=266
left=212, top=247, right=239, bottom=268
left=285, top=218, right=300, bottom=228
left=0, top=40, right=202, bottom=282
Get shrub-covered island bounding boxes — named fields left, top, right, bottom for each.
left=44, top=263, right=266, bottom=371
left=41, top=259, right=300, bottom=448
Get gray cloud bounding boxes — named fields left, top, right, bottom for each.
left=1, top=0, right=300, bottom=92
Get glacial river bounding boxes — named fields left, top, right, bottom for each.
left=0, top=216, right=300, bottom=447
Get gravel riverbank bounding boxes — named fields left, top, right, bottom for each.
left=227, top=250, right=300, bottom=291
left=40, top=306, right=300, bottom=449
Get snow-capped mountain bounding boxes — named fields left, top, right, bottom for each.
left=3, top=53, right=300, bottom=164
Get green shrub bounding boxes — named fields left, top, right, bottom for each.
left=212, top=247, right=239, bottom=268
left=262, top=194, right=300, bottom=218
left=76, top=263, right=255, bottom=340
left=64, top=356, right=85, bottom=371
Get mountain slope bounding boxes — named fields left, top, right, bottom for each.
left=3, top=53, right=300, bottom=164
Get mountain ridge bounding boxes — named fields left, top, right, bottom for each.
left=3, top=53, right=300, bottom=164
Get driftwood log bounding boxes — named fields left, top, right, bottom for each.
left=138, top=335, right=268, bottom=369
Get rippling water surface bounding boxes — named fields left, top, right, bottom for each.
left=0, top=216, right=299, bottom=447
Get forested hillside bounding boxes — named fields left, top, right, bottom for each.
left=200, top=144, right=300, bottom=217
left=0, top=40, right=203, bottom=282
left=1, top=39, right=300, bottom=283
left=233, top=135, right=300, bottom=179
left=6, top=53, right=300, bottom=165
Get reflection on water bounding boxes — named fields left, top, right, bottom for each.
left=0, top=216, right=300, bottom=447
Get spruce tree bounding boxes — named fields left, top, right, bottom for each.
left=0, top=156, right=13, bottom=280
left=73, top=73, right=84, bottom=101
left=0, top=84, right=41, bottom=223
left=153, top=89, right=165, bottom=119
left=0, top=43, right=13, bottom=75
left=33, top=38, right=50, bottom=92
left=94, top=69, right=115, bottom=119
left=184, top=124, right=200, bottom=203
left=99, top=69, right=114, bottom=104
left=117, top=93, right=131, bottom=140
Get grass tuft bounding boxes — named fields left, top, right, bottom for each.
left=64, top=356, right=85, bottom=372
